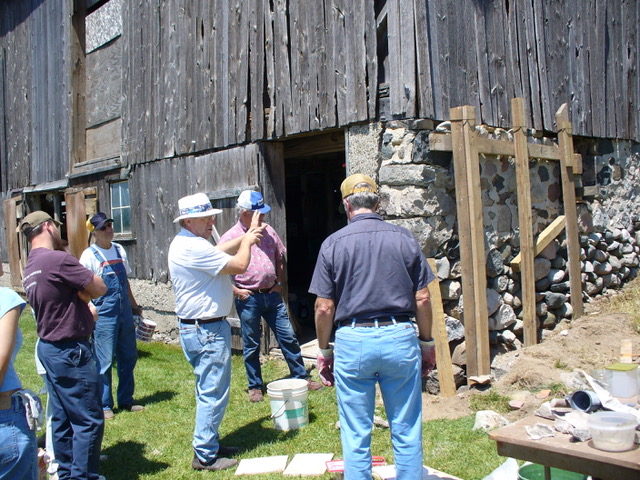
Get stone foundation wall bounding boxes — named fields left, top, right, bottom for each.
left=348, top=121, right=640, bottom=388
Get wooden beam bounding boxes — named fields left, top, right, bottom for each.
left=512, top=98, right=537, bottom=347
left=556, top=104, right=584, bottom=318
left=429, top=131, right=581, bottom=166
left=427, top=259, right=456, bottom=397
left=450, top=106, right=490, bottom=378
left=511, top=216, right=566, bottom=271
left=3, top=198, right=23, bottom=290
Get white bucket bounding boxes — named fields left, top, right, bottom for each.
left=134, top=316, right=156, bottom=342
left=266, top=378, right=309, bottom=431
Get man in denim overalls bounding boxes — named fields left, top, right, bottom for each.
left=80, top=212, right=144, bottom=421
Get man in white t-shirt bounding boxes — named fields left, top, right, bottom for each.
left=79, top=212, right=144, bottom=421
left=168, top=192, right=263, bottom=471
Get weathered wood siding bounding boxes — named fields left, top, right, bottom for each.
left=128, top=143, right=262, bottom=281
left=1, top=0, right=639, bottom=187
left=0, top=0, right=73, bottom=190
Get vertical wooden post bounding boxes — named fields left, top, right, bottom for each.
left=427, top=258, right=456, bottom=397
left=511, top=98, right=537, bottom=346
left=450, top=106, right=490, bottom=378
left=556, top=104, right=584, bottom=318
left=64, top=190, right=88, bottom=260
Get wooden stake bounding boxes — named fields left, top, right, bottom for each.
left=427, top=259, right=456, bottom=397
left=512, top=98, right=537, bottom=346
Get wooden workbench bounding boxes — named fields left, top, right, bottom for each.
left=489, top=415, right=640, bottom=480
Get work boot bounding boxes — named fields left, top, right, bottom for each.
left=120, top=403, right=144, bottom=412
left=192, top=454, right=238, bottom=471
left=248, top=388, right=263, bottom=402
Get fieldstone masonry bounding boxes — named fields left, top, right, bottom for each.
left=347, top=120, right=640, bottom=390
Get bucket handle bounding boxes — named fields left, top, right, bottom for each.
left=270, top=399, right=291, bottom=419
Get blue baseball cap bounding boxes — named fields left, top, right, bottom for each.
left=237, top=190, right=271, bottom=214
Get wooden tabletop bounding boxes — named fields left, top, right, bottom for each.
left=489, top=415, right=640, bottom=480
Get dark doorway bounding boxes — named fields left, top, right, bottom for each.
left=285, top=151, right=346, bottom=343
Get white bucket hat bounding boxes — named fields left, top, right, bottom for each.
left=173, top=193, right=222, bottom=223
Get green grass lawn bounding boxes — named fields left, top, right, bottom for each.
left=15, top=309, right=503, bottom=480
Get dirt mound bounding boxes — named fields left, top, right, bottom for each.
left=423, top=309, right=640, bottom=422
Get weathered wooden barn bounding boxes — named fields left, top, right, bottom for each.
left=1, top=0, right=639, bottom=355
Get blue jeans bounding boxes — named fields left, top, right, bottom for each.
left=179, top=319, right=231, bottom=463
left=93, top=312, right=138, bottom=409
left=0, top=395, right=38, bottom=480
left=37, top=339, right=104, bottom=480
left=334, top=322, right=422, bottom=480
left=235, top=292, right=307, bottom=389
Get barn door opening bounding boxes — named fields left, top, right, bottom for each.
left=284, top=142, right=346, bottom=343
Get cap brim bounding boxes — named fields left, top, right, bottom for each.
left=173, top=209, right=223, bottom=223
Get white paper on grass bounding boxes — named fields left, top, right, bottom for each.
left=283, top=453, right=334, bottom=476
left=372, top=465, right=463, bottom=480
left=234, top=455, right=289, bottom=475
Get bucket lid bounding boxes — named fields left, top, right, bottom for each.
left=605, top=362, right=638, bottom=372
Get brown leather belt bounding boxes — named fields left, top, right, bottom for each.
left=338, top=316, right=411, bottom=327
left=179, top=316, right=226, bottom=325
left=249, top=287, right=274, bottom=294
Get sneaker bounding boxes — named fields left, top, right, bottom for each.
left=120, top=404, right=144, bottom=412
left=192, top=454, right=238, bottom=471
left=218, top=445, right=239, bottom=457
left=248, top=388, right=263, bottom=402
left=103, top=409, right=115, bottom=420
left=307, top=378, right=323, bottom=391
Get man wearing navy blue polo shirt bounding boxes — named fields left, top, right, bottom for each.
left=309, top=174, right=436, bottom=480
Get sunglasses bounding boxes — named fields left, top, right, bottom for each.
left=99, top=223, right=114, bottom=231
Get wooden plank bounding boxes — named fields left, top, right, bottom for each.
left=330, top=0, right=348, bottom=126
left=85, top=38, right=123, bottom=128
left=64, top=190, right=88, bottom=260
left=462, top=106, right=490, bottom=376
left=3, top=198, right=22, bottom=290
left=511, top=98, right=536, bottom=347
left=429, top=131, right=580, bottom=163
left=249, top=0, right=265, bottom=140
left=263, top=1, right=276, bottom=137
left=273, top=0, right=293, bottom=135
left=364, top=1, right=378, bottom=119
left=449, top=106, right=479, bottom=379
left=511, top=215, right=566, bottom=271
left=556, top=104, right=583, bottom=318
left=427, top=258, right=456, bottom=397
left=412, top=0, right=433, bottom=117
left=86, top=118, right=122, bottom=163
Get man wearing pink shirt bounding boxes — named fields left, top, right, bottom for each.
left=220, top=190, right=322, bottom=402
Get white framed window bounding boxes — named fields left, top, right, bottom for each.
left=110, top=181, right=131, bottom=234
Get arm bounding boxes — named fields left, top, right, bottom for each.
left=78, top=274, right=107, bottom=302
left=217, top=211, right=264, bottom=254
left=314, top=297, right=336, bottom=350
left=0, top=305, right=21, bottom=386
left=414, top=286, right=433, bottom=341
left=220, top=228, right=262, bottom=275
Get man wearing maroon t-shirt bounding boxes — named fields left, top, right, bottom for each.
left=19, top=211, right=107, bottom=480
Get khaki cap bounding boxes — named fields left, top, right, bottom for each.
left=340, top=174, right=378, bottom=199
left=17, top=211, right=60, bottom=236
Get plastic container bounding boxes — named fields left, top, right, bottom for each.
left=588, top=411, right=638, bottom=452
left=518, top=463, right=587, bottom=480
left=134, top=316, right=156, bottom=342
left=266, top=378, right=308, bottom=431
left=604, top=363, right=638, bottom=398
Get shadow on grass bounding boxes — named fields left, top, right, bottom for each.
left=127, top=389, right=177, bottom=408
left=222, top=412, right=319, bottom=452
left=101, top=440, right=169, bottom=479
